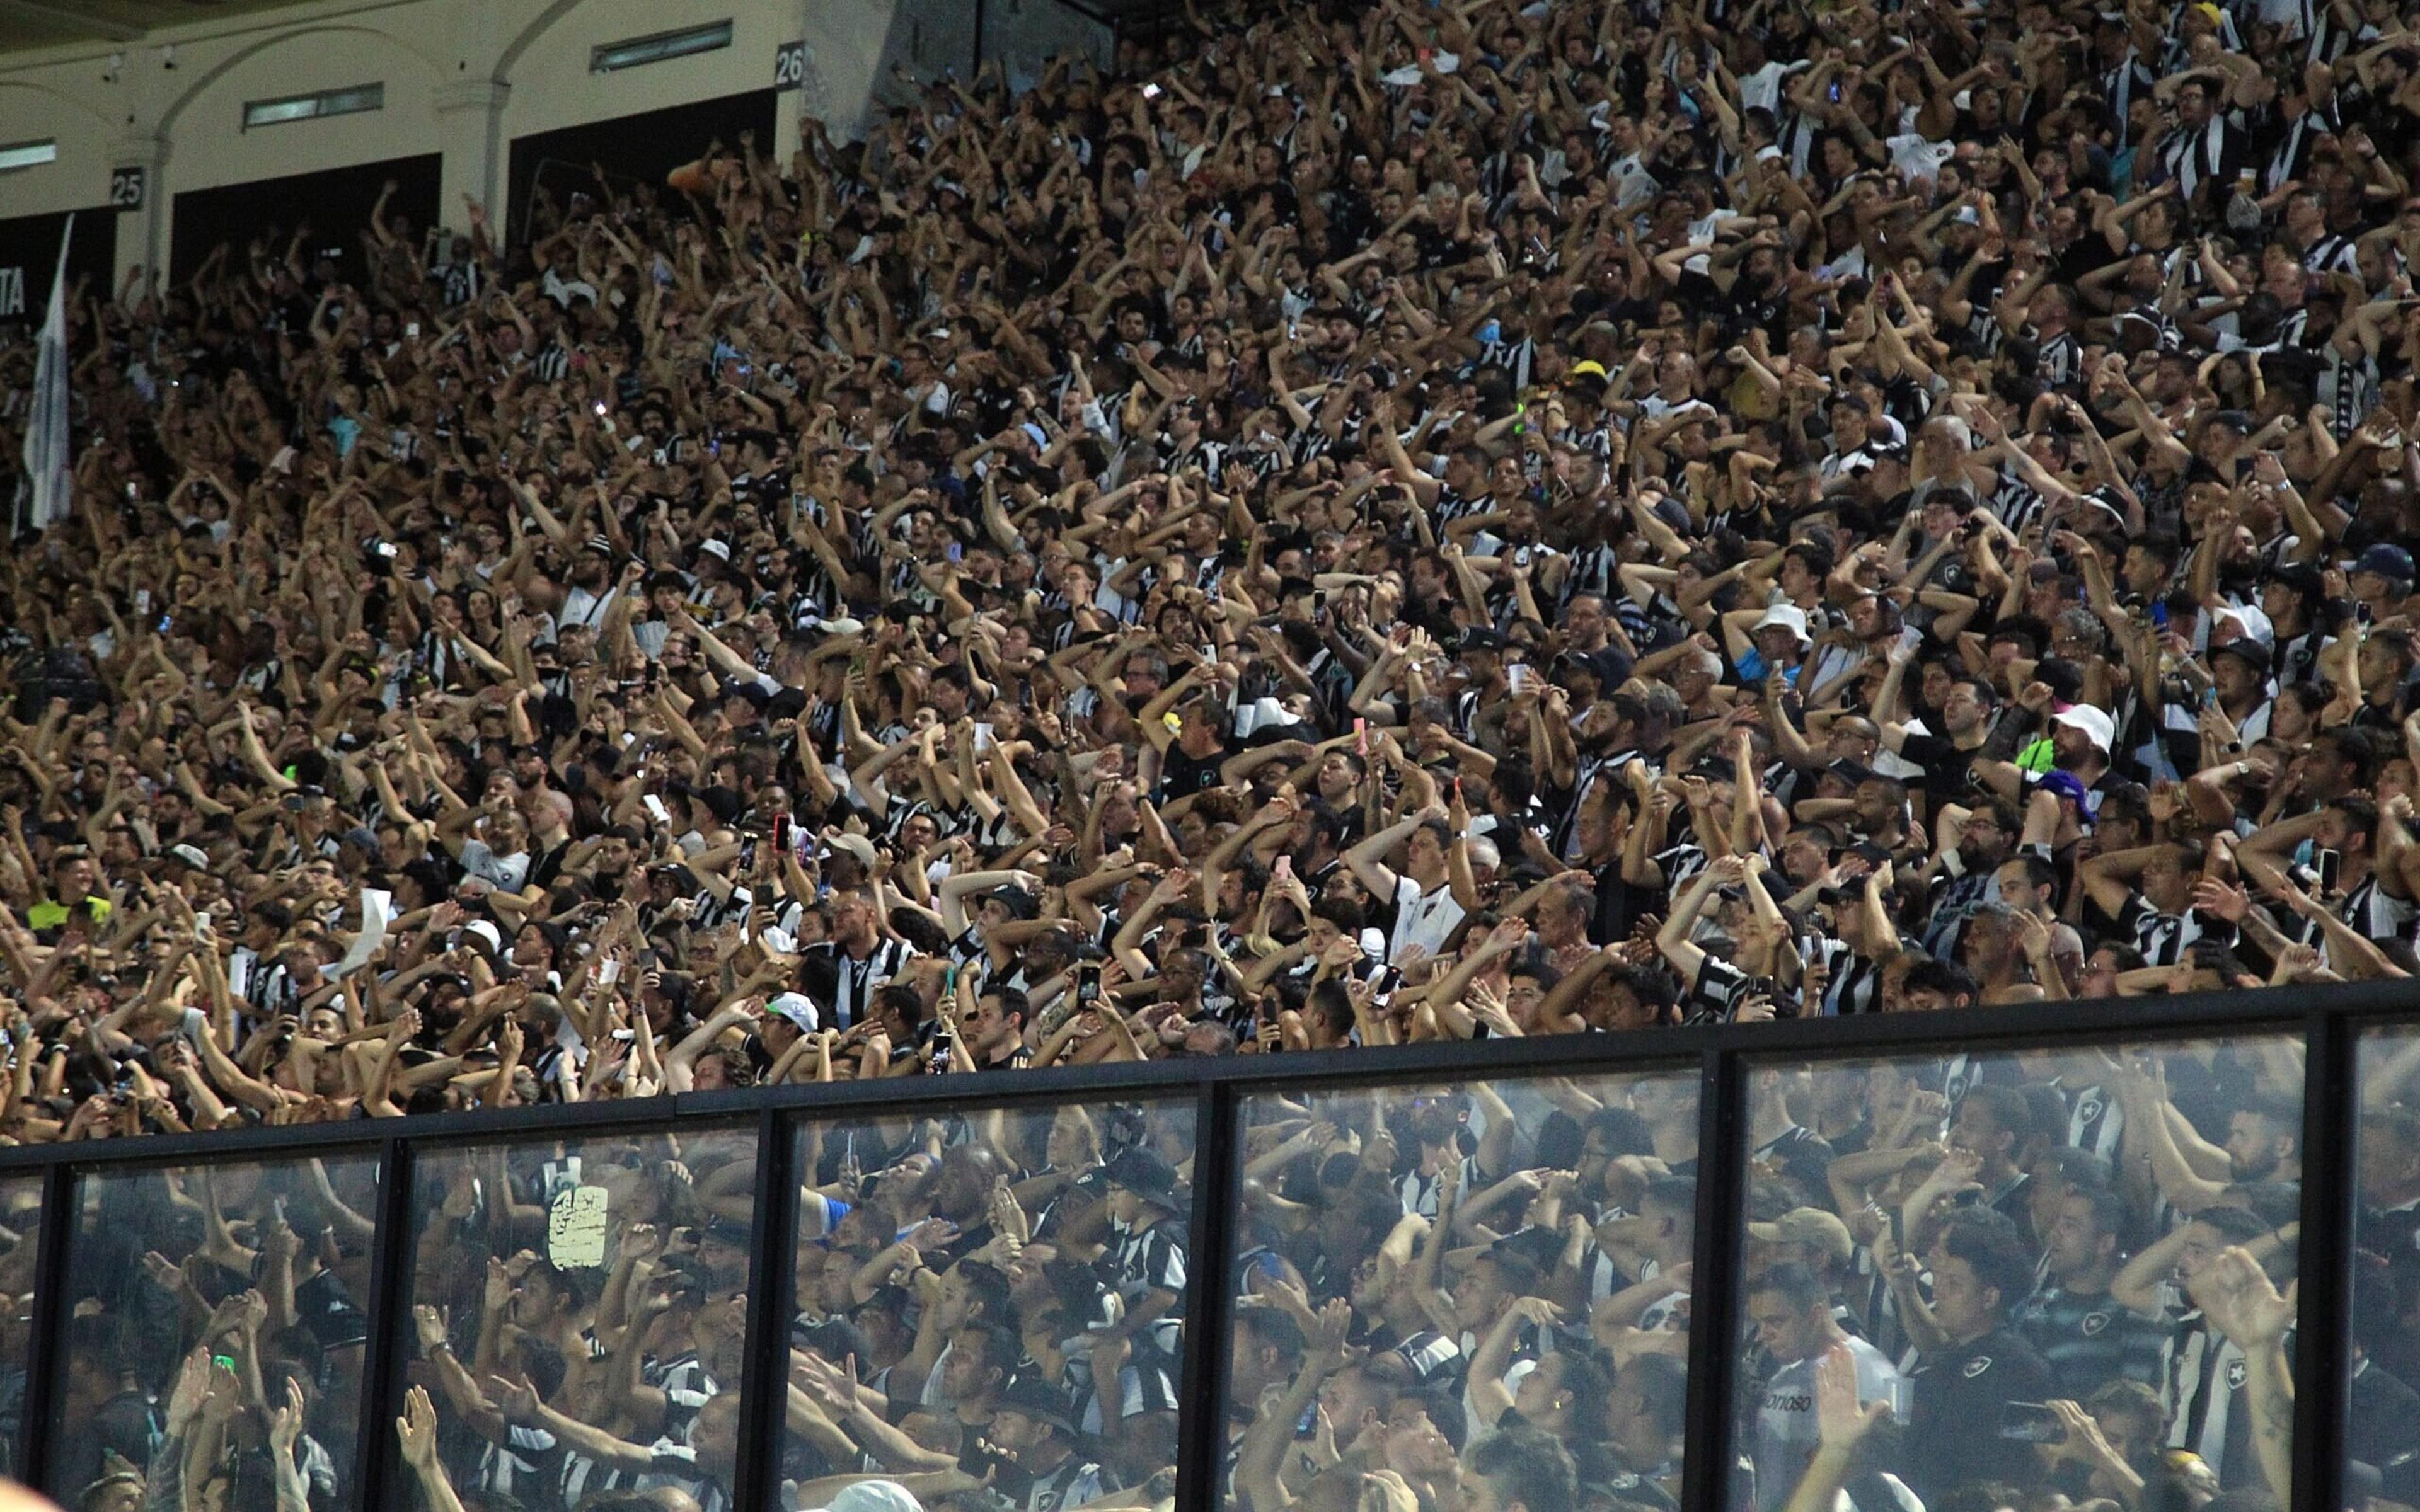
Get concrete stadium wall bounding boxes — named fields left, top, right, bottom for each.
left=0, top=0, right=1105, bottom=302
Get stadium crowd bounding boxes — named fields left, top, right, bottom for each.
left=9, top=0, right=2420, bottom=1501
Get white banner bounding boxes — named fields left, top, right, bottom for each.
left=13, top=214, right=73, bottom=536
left=325, top=888, right=393, bottom=981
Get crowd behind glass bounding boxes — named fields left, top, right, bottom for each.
left=11, top=0, right=2420, bottom=1499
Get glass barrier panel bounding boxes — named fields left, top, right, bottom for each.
left=775, top=1097, right=1199, bottom=1512
left=1731, top=1037, right=2304, bottom=1512
left=45, top=1153, right=381, bottom=1508
left=396, top=1126, right=756, bottom=1512
left=0, top=1172, right=42, bottom=1480
left=1224, top=1071, right=1703, bottom=1512
left=2353, top=1024, right=2420, bottom=1508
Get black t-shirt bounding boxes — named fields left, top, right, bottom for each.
left=294, top=1264, right=370, bottom=1349
left=1753, top=1123, right=1837, bottom=1196
left=1159, top=741, right=1227, bottom=803
left=1587, top=1453, right=1680, bottom=1512
left=2051, top=234, right=2119, bottom=290
left=2350, top=1354, right=2420, bottom=1473
left=1483, top=1408, right=1628, bottom=1507
left=1905, top=1327, right=2057, bottom=1499
left=1588, top=859, right=1656, bottom=946
left=1896, top=730, right=1986, bottom=808
left=1573, top=292, right=1657, bottom=333
left=1726, top=279, right=1792, bottom=347
left=526, top=837, right=573, bottom=893
left=58, top=1387, right=156, bottom=1498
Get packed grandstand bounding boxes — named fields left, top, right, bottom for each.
left=6, top=0, right=2420, bottom=1508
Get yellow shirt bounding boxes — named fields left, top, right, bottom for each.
left=26, top=895, right=110, bottom=932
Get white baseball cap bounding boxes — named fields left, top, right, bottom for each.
left=2051, top=704, right=2116, bottom=754
left=763, top=992, right=819, bottom=1034
left=812, top=1482, right=923, bottom=1512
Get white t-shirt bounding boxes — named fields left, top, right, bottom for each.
left=1751, top=1334, right=1904, bottom=1512
left=1608, top=152, right=1661, bottom=210
left=1390, top=874, right=1468, bottom=965
left=1887, top=133, right=1957, bottom=187
left=558, top=584, right=616, bottom=631
left=1684, top=210, right=1749, bottom=274
left=1736, top=59, right=1804, bottom=114
left=458, top=839, right=531, bottom=891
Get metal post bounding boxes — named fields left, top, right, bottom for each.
left=14, top=1162, right=76, bottom=1494
left=1174, top=1078, right=1240, bottom=1512
left=2291, top=1008, right=2357, bottom=1512
left=352, top=1137, right=419, bottom=1512
left=730, top=1108, right=799, bottom=1512
left=1678, top=1047, right=1746, bottom=1512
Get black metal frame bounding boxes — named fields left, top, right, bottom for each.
left=4, top=979, right=2411, bottom=1511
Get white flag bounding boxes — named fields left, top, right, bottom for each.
left=14, top=214, right=72, bottom=536
left=325, top=888, right=393, bottom=981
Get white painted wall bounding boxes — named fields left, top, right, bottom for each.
left=504, top=0, right=774, bottom=144
left=0, top=0, right=1105, bottom=280
left=159, top=24, right=446, bottom=193
left=0, top=74, right=117, bottom=220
